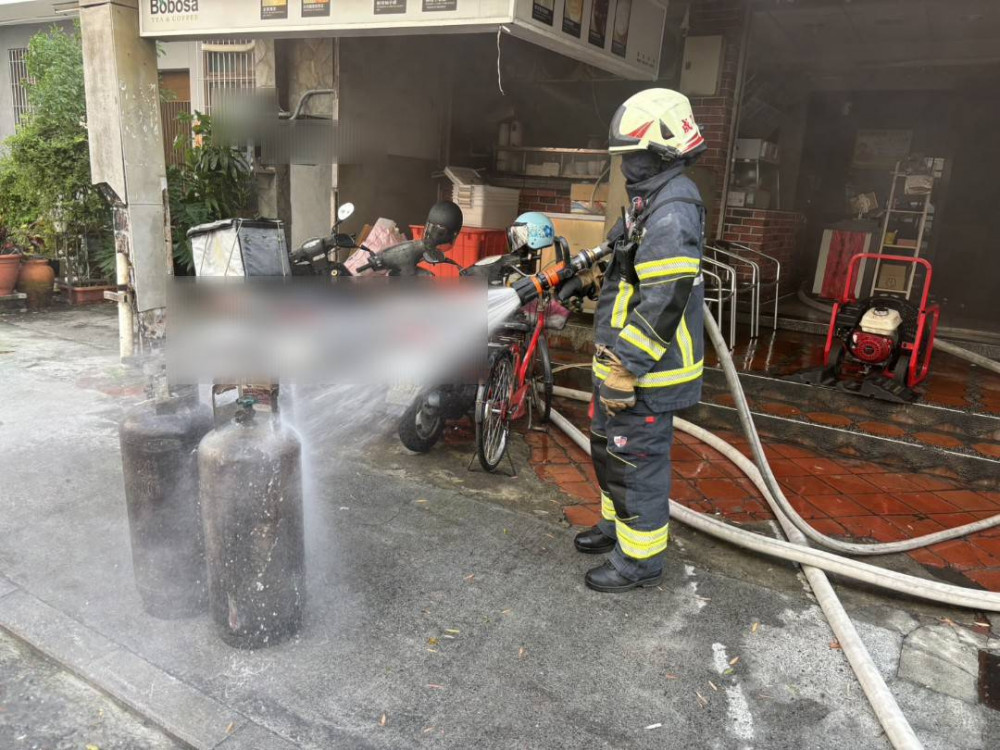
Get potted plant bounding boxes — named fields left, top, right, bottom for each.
left=0, top=225, right=21, bottom=296
left=16, top=232, right=55, bottom=310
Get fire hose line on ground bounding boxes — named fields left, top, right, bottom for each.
left=545, top=306, right=1000, bottom=750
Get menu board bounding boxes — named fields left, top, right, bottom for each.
left=562, top=0, right=582, bottom=37
left=302, top=0, right=330, bottom=17
left=589, top=0, right=609, bottom=47
left=611, top=0, right=632, bottom=57
left=532, top=0, right=554, bottom=25
left=138, top=0, right=665, bottom=80
left=261, top=0, right=288, bottom=19
left=375, top=0, right=407, bottom=13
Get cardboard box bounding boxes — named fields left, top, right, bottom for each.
left=545, top=213, right=606, bottom=314
left=875, top=263, right=908, bottom=293
left=570, top=182, right=609, bottom=214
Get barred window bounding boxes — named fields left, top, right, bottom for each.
left=8, top=47, right=31, bottom=127
left=201, top=39, right=255, bottom=114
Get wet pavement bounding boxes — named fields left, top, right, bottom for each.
left=1, top=305, right=999, bottom=749
left=0, top=628, right=181, bottom=750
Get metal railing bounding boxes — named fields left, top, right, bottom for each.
left=702, top=256, right=738, bottom=351
left=711, top=240, right=782, bottom=334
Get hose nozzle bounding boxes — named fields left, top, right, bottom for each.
left=512, top=242, right=612, bottom=304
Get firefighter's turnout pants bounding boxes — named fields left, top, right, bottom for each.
left=591, top=399, right=674, bottom=580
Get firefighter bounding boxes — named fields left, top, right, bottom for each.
left=574, top=89, right=707, bottom=593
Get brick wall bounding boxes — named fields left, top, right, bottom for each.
left=722, top=207, right=807, bottom=289
left=688, top=0, right=747, bottom=235
left=519, top=186, right=572, bottom=215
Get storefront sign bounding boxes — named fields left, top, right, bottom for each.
left=852, top=130, right=913, bottom=169
left=261, top=0, right=288, bottom=20
left=302, top=0, right=331, bottom=17
left=139, top=0, right=666, bottom=80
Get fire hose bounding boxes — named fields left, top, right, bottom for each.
left=513, top=246, right=1000, bottom=748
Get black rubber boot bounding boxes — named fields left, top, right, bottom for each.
left=585, top=560, right=662, bottom=593
left=573, top=526, right=615, bottom=554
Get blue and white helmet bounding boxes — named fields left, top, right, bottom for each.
left=508, top=211, right=555, bottom=252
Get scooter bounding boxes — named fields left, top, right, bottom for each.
left=289, top=202, right=448, bottom=278
left=288, top=202, right=360, bottom=277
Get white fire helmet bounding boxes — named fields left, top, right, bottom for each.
left=608, top=88, right=704, bottom=159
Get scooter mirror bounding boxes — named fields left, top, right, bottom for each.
left=337, top=203, right=355, bottom=222
left=422, top=248, right=447, bottom=265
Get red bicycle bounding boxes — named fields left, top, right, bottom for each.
left=474, top=293, right=556, bottom=472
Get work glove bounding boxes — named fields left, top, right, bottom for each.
left=597, top=346, right=637, bottom=417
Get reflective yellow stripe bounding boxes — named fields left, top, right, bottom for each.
left=610, top=280, right=634, bottom=329
left=637, top=359, right=703, bottom=388
left=620, top=324, right=666, bottom=360
left=595, top=357, right=703, bottom=388
left=592, top=357, right=610, bottom=381
left=601, top=492, right=616, bottom=521
left=615, top=520, right=669, bottom=559
left=677, top=316, right=694, bottom=368
left=635, top=256, right=700, bottom=282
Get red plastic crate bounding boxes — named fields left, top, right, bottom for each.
left=411, top=225, right=508, bottom=277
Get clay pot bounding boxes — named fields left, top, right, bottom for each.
left=0, top=254, right=20, bottom=296
left=17, top=258, right=55, bottom=310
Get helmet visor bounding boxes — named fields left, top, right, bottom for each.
left=507, top=223, right=530, bottom=252
left=423, top=222, right=455, bottom=248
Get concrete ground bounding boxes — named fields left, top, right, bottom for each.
left=1, top=306, right=999, bottom=749
left=0, top=628, right=180, bottom=750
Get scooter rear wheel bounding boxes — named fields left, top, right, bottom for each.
left=399, top=398, right=445, bottom=453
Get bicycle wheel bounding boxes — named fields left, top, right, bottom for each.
left=529, top=336, right=553, bottom=424
left=476, top=349, right=515, bottom=472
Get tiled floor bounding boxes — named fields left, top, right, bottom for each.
left=527, top=397, right=1000, bottom=593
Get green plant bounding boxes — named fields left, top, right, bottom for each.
left=166, top=111, right=256, bottom=272
left=0, top=24, right=111, bottom=266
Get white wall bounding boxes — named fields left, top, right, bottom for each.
left=157, top=39, right=197, bottom=73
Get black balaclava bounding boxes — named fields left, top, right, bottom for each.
left=621, top=150, right=669, bottom=186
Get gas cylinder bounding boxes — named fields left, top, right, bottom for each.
left=119, top=392, right=214, bottom=618
left=198, top=397, right=305, bottom=649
